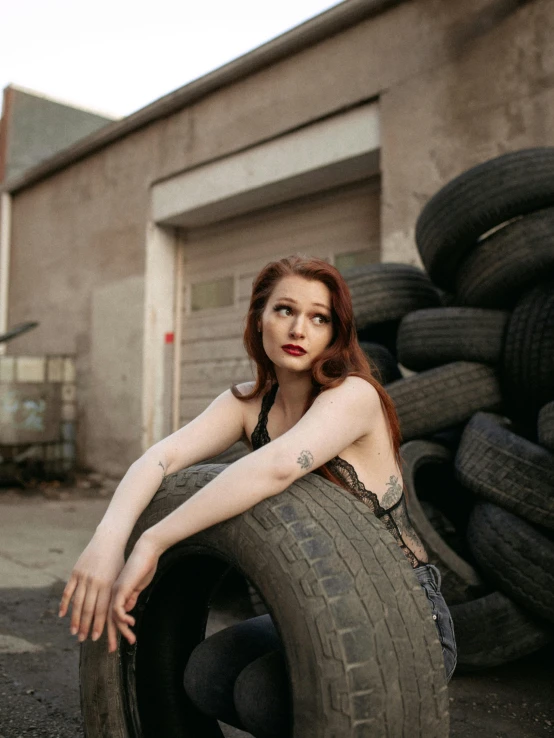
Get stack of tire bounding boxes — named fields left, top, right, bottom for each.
left=344, top=147, right=554, bottom=673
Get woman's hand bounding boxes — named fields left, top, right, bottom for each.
left=108, top=533, right=162, bottom=653
left=58, top=530, right=126, bottom=645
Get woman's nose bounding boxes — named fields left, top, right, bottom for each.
left=289, top=317, right=305, bottom=338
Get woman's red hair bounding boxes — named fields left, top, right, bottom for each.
left=231, top=254, right=404, bottom=492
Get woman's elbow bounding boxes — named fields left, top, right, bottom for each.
left=267, top=450, right=298, bottom=490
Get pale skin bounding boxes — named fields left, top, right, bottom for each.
left=59, top=274, right=402, bottom=653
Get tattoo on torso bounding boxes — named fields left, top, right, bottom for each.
left=381, top=474, right=403, bottom=507
left=297, top=450, right=314, bottom=470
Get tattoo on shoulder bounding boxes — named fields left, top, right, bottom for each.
left=297, top=450, right=314, bottom=470
left=158, top=460, right=166, bottom=479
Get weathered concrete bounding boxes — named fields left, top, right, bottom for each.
left=380, top=0, right=554, bottom=264
left=88, top=275, right=145, bottom=476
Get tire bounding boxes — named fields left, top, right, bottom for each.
left=401, top=440, right=484, bottom=605
left=247, top=582, right=268, bottom=616
left=397, top=308, right=509, bottom=371
left=385, top=362, right=503, bottom=442
left=201, top=441, right=250, bottom=465
left=343, top=263, right=441, bottom=332
left=467, top=502, right=554, bottom=625
left=455, top=207, right=554, bottom=309
left=415, top=148, right=554, bottom=289
left=501, top=279, right=554, bottom=425
left=359, top=341, right=403, bottom=385
left=538, top=401, right=554, bottom=452
left=80, top=465, right=449, bottom=738
left=449, top=591, right=552, bottom=672
left=455, top=412, right=554, bottom=530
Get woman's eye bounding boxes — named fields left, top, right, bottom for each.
left=273, top=305, right=329, bottom=324
left=314, top=315, right=329, bottom=325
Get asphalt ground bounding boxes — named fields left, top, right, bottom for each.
left=0, top=490, right=552, bottom=738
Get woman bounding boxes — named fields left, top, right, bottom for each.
left=59, top=254, right=456, bottom=736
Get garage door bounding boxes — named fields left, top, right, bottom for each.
left=178, top=179, right=380, bottom=426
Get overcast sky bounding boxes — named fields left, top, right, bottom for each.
left=1, top=0, right=343, bottom=119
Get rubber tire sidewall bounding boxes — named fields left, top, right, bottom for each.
left=80, top=465, right=450, bottom=738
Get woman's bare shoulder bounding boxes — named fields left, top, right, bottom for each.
left=233, top=380, right=257, bottom=397
left=322, top=375, right=379, bottom=404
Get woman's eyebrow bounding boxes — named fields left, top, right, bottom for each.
left=274, top=296, right=331, bottom=310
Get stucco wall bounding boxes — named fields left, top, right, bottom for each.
left=380, top=0, right=554, bottom=264
left=9, top=130, right=155, bottom=471
left=6, top=0, right=553, bottom=473
left=86, top=275, right=144, bottom=476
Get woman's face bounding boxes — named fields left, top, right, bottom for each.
left=258, top=275, right=334, bottom=374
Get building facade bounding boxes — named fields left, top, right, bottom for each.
left=1, top=0, right=552, bottom=476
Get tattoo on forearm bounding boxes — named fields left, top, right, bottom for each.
left=158, top=460, right=166, bottom=479
left=297, top=450, right=314, bottom=470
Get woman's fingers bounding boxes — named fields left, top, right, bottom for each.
left=77, top=587, right=99, bottom=642
left=90, top=588, right=111, bottom=642
left=58, top=575, right=78, bottom=618
left=69, top=580, right=88, bottom=635
left=124, top=591, right=140, bottom=614
left=113, top=609, right=137, bottom=645
left=107, top=609, right=118, bottom=653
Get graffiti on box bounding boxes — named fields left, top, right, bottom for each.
left=1, top=388, right=46, bottom=431
left=0, top=385, right=61, bottom=444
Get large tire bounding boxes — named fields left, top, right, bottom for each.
left=455, top=412, right=554, bottom=530
left=80, top=465, right=449, bottom=738
left=450, top=591, right=552, bottom=672
left=538, top=401, right=554, bottom=452
left=455, top=206, right=554, bottom=309
left=401, top=440, right=483, bottom=605
left=415, top=148, right=554, bottom=289
left=501, top=279, right=554, bottom=425
left=343, top=263, right=441, bottom=332
left=467, top=502, right=554, bottom=625
left=359, top=341, right=403, bottom=385
left=201, top=441, right=250, bottom=465
left=385, top=362, right=503, bottom=442
left=396, top=308, right=509, bottom=371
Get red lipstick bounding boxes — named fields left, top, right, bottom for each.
left=282, top=344, right=306, bottom=355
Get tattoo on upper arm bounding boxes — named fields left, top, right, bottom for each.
left=297, top=450, right=314, bottom=470
left=158, top=460, right=166, bottom=479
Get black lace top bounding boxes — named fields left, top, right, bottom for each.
left=251, top=382, right=428, bottom=569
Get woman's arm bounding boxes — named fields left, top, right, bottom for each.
left=96, top=387, right=251, bottom=542
left=58, top=387, right=247, bottom=643
left=109, top=377, right=380, bottom=649
left=146, top=377, right=379, bottom=552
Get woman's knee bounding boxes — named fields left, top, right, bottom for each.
left=233, top=650, right=291, bottom=738
left=183, top=614, right=282, bottom=723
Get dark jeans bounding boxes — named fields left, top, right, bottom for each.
left=183, top=563, right=457, bottom=738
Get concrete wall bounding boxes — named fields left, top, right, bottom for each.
left=87, top=275, right=144, bottom=476
left=6, top=0, right=553, bottom=474
left=8, top=129, right=154, bottom=472
left=380, top=0, right=554, bottom=264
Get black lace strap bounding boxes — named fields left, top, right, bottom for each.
left=251, top=382, right=279, bottom=450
